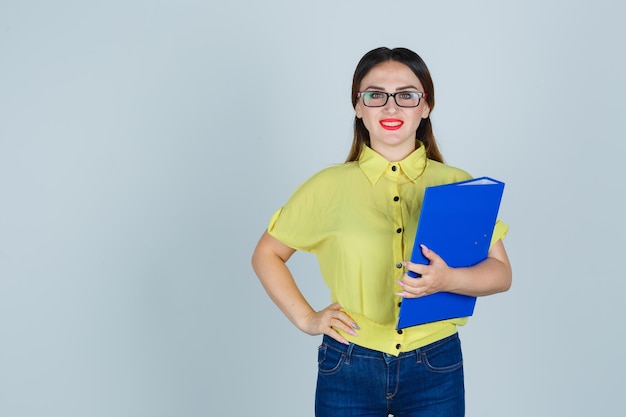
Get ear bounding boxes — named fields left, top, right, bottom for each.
left=355, top=101, right=363, bottom=119
left=421, top=102, right=431, bottom=119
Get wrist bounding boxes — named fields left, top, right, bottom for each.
left=445, top=267, right=463, bottom=293
left=292, top=307, right=316, bottom=333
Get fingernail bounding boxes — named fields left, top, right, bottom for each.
left=341, top=339, right=350, bottom=345
left=420, top=244, right=428, bottom=251
left=351, top=323, right=360, bottom=330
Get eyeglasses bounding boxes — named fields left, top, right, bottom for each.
left=357, top=91, right=427, bottom=108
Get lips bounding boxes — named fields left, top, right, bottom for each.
left=380, top=119, right=404, bottom=130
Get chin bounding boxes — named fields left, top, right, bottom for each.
left=377, top=136, right=412, bottom=147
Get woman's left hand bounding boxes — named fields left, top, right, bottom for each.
left=396, top=244, right=452, bottom=298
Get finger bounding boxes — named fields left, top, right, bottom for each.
left=395, top=287, right=429, bottom=299
left=403, top=261, right=426, bottom=277
left=420, top=244, right=442, bottom=264
left=400, top=273, right=424, bottom=289
left=329, top=314, right=358, bottom=336
left=335, top=310, right=360, bottom=331
left=396, top=279, right=429, bottom=297
left=327, top=302, right=343, bottom=311
left=323, top=303, right=359, bottom=332
left=326, top=328, right=350, bottom=346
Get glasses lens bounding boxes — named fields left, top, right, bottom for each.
left=362, top=92, right=388, bottom=107
left=395, top=92, right=421, bottom=107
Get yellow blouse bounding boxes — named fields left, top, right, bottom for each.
left=268, top=144, right=508, bottom=355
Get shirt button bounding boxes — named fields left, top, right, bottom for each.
left=391, top=165, right=397, bottom=172
left=397, top=329, right=403, bottom=335
left=393, top=196, right=400, bottom=202
left=396, top=228, right=402, bottom=233
left=396, top=344, right=401, bottom=350
left=395, top=262, right=402, bottom=269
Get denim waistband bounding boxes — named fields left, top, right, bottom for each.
left=321, top=332, right=460, bottom=363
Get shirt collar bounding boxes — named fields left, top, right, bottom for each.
left=358, top=143, right=427, bottom=185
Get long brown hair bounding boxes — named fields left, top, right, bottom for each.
left=346, top=47, right=444, bottom=163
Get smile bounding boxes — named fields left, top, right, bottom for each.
left=380, top=119, right=404, bottom=130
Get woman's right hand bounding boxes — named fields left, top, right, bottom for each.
left=299, top=302, right=359, bottom=345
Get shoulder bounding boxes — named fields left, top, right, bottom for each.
left=315, top=161, right=359, bottom=177
left=287, top=161, right=358, bottom=198
left=299, top=161, right=359, bottom=186
left=425, top=159, right=473, bottom=183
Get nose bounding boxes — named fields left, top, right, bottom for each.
left=383, top=95, right=399, bottom=112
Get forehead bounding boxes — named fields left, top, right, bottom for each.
left=360, top=61, right=423, bottom=90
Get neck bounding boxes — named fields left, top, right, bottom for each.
left=370, top=142, right=417, bottom=162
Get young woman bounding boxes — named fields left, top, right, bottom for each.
left=252, top=47, right=512, bottom=417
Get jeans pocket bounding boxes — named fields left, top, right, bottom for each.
left=421, top=336, right=464, bottom=373
left=317, top=343, right=346, bottom=375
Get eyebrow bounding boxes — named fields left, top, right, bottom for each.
left=363, top=85, right=421, bottom=91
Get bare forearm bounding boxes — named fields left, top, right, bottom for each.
left=447, top=257, right=512, bottom=297
left=253, top=254, right=315, bottom=329
left=251, top=233, right=315, bottom=331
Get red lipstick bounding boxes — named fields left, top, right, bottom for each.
left=380, top=119, right=403, bottom=130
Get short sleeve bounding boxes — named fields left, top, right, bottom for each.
left=267, top=207, right=283, bottom=231
left=267, top=169, right=335, bottom=252
left=489, top=219, right=509, bottom=248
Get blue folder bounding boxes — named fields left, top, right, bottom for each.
left=396, top=177, right=505, bottom=329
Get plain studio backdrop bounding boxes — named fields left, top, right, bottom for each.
left=1, top=1, right=624, bottom=416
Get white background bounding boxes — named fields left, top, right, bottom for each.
left=1, top=1, right=624, bottom=416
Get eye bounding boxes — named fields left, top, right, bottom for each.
left=368, top=92, right=386, bottom=99
left=397, top=92, right=417, bottom=100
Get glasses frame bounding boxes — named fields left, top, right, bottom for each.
left=357, top=91, right=427, bottom=108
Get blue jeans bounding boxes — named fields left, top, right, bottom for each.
left=315, top=333, right=465, bottom=417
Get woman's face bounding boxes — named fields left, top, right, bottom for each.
left=355, top=60, right=430, bottom=159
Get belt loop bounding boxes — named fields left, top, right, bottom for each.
left=414, top=348, right=421, bottom=364
left=344, top=342, right=355, bottom=365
